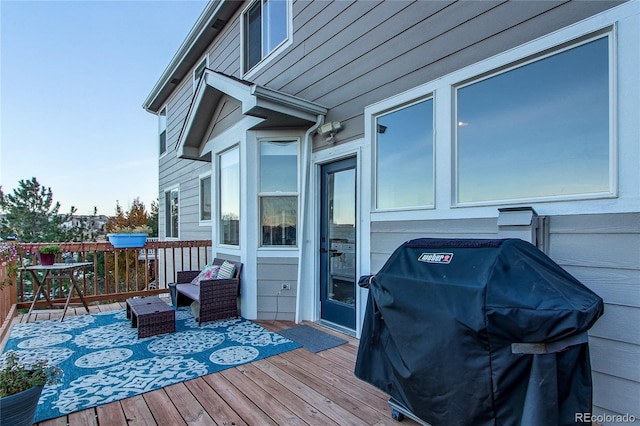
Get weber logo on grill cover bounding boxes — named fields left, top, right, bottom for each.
left=418, top=252, right=453, bottom=264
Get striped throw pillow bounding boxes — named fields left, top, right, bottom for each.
left=216, top=260, right=236, bottom=279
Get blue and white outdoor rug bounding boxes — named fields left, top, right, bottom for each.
left=2, top=307, right=300, bottom=423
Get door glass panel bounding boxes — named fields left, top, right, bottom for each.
left=327, top=168, right=355, bottom=306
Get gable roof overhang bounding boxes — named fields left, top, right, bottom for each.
left=142, top=1, right=242, bottom=114
left=178, top=70, right=327, bottom=160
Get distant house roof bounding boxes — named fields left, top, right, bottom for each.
left=177, top=70, right=327, bottom=160
left=142, top=0, right=242, bottom=114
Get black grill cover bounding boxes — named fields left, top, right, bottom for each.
left=355, top=238, right=604, bottom=426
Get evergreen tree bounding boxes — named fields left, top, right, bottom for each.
left=105, top=198, right=149, bottom=233
left=67, top=207, right=100, bottom=242
left=148, top=200, right=158, bottom=237
left=0, top=178, right=75, bottom=242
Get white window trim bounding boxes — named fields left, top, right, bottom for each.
left=240, top=0, right=293, bottom=79
left=199, top=171, right=212, bottom=226
left=164, top=185, right=180, bottom=240
left=365, top=2, right=639, bottom=221
left=452, top=30, right=615, bottom=208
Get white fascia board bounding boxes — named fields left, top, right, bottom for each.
left=143, top=1, right=225, bottom=112
left=250, top=85, right=328, bottom=122
left=176, top=80, right=210, bottom=159
left=204, top=71, right=255, bottom=105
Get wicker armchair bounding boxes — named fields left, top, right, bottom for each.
left=174, top=258, right=242, bottom=325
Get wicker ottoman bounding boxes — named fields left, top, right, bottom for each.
left=126, top=296, right=175, bottom=338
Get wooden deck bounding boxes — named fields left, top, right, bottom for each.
left=4, top=302, right=419, bottom=426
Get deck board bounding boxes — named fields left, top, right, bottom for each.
left=5, top=302, right=420, bottom=426
left=142, top=389, right=186, bottom=426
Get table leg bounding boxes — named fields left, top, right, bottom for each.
left=25, top=270, right=53, bottom=322
left=60, top=272, right=90, bottom=321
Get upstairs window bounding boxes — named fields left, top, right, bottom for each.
left=193, top=58, right=207, bottom=91
left=159, top=108, right=167, bottom=155
left=243, top=0, right=288, bottom=73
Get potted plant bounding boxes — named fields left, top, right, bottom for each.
left=107, top=225, right=152, bottom=248
left=0, top=351, right=61, bottom=426
left=38, top=245, right=61, bottom=266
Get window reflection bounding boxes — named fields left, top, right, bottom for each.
left=260, top=140, right=297, bottom=246
left=220, top=147, right=239, bottom=245
left=165, top=188, right=178, bottom=238
left=200, top=175, right=211, bottom=221
left=244, top=0, right=287, bottom=72
left=260, top=141, right=297, bottom=192
left=261, top=197, right=297, bottom=246
left=456, top=36, right=610, bottom=203
left=376, top=98, right=434, bottom=209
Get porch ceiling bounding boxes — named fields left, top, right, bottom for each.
left=177, top=70, right=327, bottom=161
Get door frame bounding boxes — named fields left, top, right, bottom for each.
left=319, top=156, right=358, bottom=330
left=306, top=139, right=370, bottom=338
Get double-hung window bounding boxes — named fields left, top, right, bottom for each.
left=165, top=187, right=179, bottom=238
left=259, top=140, right=297, bottom=246
left=219, top=147, right=240, bottom=246
left=159, top=108, right=167, bottom=155
left=243, top=0, right=289, bottom=73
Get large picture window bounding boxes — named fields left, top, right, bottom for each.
left=375, top=98, right=434, bottom=210
left=259, top=140, right=297, bottom=246
left=165, top=187, right=179, bottom=238
left=219, top=147, right=240, bottom=246
left=455, top=35, right=610, bottom=204
left=243, top=0, right=288, bottom=73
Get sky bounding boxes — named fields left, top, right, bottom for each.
left=1, top=0, right=208, bottom=216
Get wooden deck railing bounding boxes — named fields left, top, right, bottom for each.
left=13, top=240, right=212, bottom=309
left=1, top=261, right=18, bottom=343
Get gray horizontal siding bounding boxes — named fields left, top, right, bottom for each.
left=590, top=337, right=640, bottom=383
left=207, top=18, right=241, bottom=76
left=159, top=73, right=212, bottom=241
left=249, top=0, right=623, bottom=149
left=205, top=95, right=243, bottom=142
left=549, top=213, right=640, bottom=419
left=592, top=372, right=640, bottom=420
left=256, top=257, right=298, bottom=321
left=370, top=217, right=498, bottom=271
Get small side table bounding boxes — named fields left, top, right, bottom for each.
left=126, top=296, right=175, bottom=338
left=24, top=262, right=92, bottom=322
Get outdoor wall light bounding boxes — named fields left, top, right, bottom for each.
left=317, top=121, right=343, bottom=143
